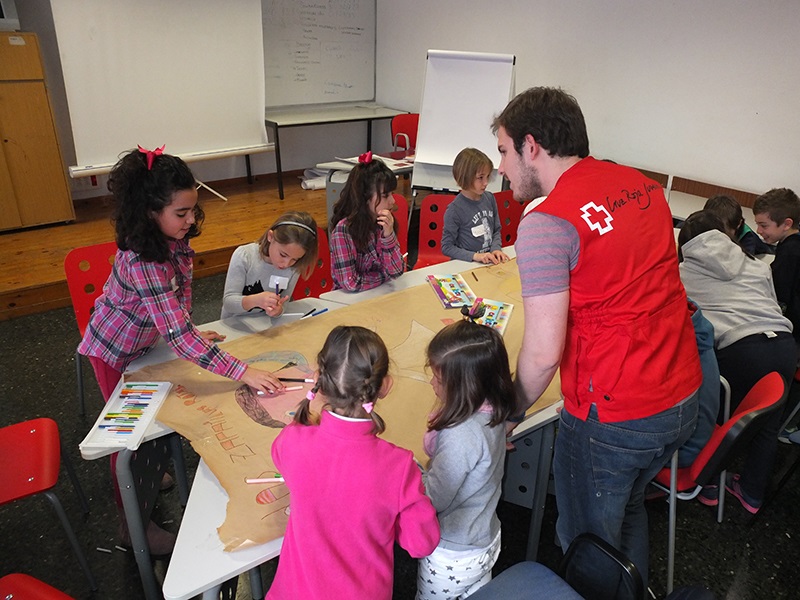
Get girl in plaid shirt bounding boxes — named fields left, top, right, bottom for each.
left=329, top=152, right=404, bottom=292
left=77, top=147, right=284, bottom=554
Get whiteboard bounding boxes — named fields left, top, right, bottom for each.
left=413, top=50, right=515, bottom=192
left=262, top=0, right=376, bottom=107
left=51, top=0, right=268, bottom=173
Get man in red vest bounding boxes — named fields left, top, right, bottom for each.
left=493, top=87, right=701, bottom=593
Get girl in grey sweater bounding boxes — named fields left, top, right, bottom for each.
left=417, top=320, right=516, bottom=599
left=678, top=211, right=795, bottom=513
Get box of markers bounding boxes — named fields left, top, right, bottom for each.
left=426, top=273, right=477, bottom=308
left=79, top=381, right=172, bottom=453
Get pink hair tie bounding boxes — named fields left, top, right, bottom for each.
left=137, top=144, right=165, bottom=170
left=358, top=151, right=373, bottom=164
left=362, top=402, right=374, bottom=414
left=306, top=390, right=316, bottom=401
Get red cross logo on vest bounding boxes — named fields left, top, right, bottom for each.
left=579, top=201, right=614, bottom=235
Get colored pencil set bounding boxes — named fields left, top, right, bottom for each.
left=79, top=381, right=173, bottom=452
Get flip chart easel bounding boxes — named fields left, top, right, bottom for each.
left=412, top=50, right=516, bottom=193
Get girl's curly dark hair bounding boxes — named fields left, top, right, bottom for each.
left=109, top=149, right=203, bottom=263
left=329, top=159, right=397, bottom=252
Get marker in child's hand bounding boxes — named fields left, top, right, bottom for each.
left=257, top=385, right=303, bottom=395
left=246, top=475, right=284, bottom=484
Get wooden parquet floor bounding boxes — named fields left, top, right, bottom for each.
left=0, top=173, right=332, bottom=321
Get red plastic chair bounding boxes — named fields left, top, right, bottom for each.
left=652, top=371, right=787, bottom=593
left=415, top=194, right=455, bottom=269
left=291, top=227, right=333, bottom=299
left=64, top=241, right=117, bottom=415
left=393, top=193, right=409, bottom=258
left=0, top=574, right=75, bottom=600
left=0, top=418, right=97, bottom=591
left=391, top=113, right=419, bottom=154
left=494, top=189, right=526, bottom=247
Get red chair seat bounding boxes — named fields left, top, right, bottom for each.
left=0, top=418, right=96, bottom=591
left=0, top=418, right=61, bottom=505
left=0, top=573, right=75, bottom=600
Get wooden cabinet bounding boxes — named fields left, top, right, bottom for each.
left=0, top=32, right=74, bottom=231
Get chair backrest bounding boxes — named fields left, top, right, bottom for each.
left=691, top=371, right=787, bottom=485
left=415, top=193, right=455, bottom=269
left=392, top=193, right=409, bottom=257
left=64, top=241, right=118, bottom=336
left=391, top=113, right=420, bottom=152
left=494, top=189, right=526, bottom=246
left=559, top=532, right=645, bottom=600
left=291, top=227, right=333, bottom=299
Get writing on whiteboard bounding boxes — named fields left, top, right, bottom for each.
left=263, top=0, right=375, bottom=106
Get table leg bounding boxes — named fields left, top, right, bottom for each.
left=245, top=154, right=253, bottom=185
left=367, top=119, right=373, bottom=151
left=526, top=422, right=556, bottom=561
left=268, top=121, right=284, bottom=200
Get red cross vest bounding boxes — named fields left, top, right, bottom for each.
left=532, top=157, right=701, bottom=422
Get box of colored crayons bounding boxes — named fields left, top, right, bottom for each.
left=79, top=381, right=172, bottom=452
left=426, top=274, right=477, bottom=308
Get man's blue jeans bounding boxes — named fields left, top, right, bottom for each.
left=553, top=394, right=698, bottom=594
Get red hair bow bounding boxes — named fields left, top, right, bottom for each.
left=137, top=144, right=165, bottom=170
left=358, top=151, right=373, bottom=164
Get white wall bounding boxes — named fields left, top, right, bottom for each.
left=20, top=1, right=800, bottom=198
left=376, top=0, right=800, bottom=195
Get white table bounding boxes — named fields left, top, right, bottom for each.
left=315, top=154, right=414, bottom=176
left=153, top=252, right=561, bottom=598
left=264, top=103, right=404, bottom=199
left=320, top=246, right=516, bottom=306
left=79, top=299, right=345, bottom=461
left=668, top=189, right=760, bottom=232
left=79, top=298, right=343, bottom=600
left=162, top=459, right=283, bottom=600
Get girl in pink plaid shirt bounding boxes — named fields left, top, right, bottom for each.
left=78, top=147, right=284, bottom=554
left=329, top=152, right=405, bottom=292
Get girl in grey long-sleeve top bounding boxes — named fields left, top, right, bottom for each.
left=417, top=320, right=516, bottom=600
left=441, top=148, right=509, bottom=264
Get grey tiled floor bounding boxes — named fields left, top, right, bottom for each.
left=2, top=273, right=800, bottom=599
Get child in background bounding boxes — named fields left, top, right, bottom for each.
left=78, top=147, right=284, bottom=554
left=267, top=326, right=440, bottom=600
left=753, top=188, right=800, bottom=356
left=417, top=320, right=516, bottom=599
left=703, top=194, right=772, bottom=256
left=441, top=148, right=509, bottom=265
left=678, top=210, right=795, bottom=513
left=221, top=211, right=318, bottom=319
left=329, top=152, right=404, bottom=292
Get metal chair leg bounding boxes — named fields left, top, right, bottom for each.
left=75, top=350, right=85, bottom=416
left=667, top=451, right=678, bottom=595
left=60, top=439, right=90, bottom=515
left=43, top=490, right=97, bottom=591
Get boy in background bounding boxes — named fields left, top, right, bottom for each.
left=753, top=188, right=800, bottom=439
left=753, top=188, right=800, bottom=340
